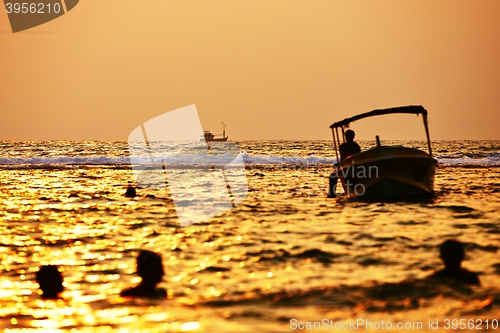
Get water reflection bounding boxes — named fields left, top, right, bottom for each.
left=0, top=141, right=499, bottom=331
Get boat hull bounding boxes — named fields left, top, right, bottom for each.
left=201, top=130, right=229, bottom=142
left=205, top=137, right=228, bottom=142
left=337, top=147, right=437, bottom=201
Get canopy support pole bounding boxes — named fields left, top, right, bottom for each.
left=422, top=114, right=433, bottom=157
left=335, top=128, right=341, bottom=165
left=331, top=127, right=339, bottom=164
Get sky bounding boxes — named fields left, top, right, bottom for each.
left=1, top=1, right=500, bottom=141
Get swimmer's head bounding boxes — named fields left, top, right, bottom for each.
left=136, top=250, right=164, bottom=284
left=36, top=265, right=64, bottom=299
left=439, top=239, right=465, bottom=268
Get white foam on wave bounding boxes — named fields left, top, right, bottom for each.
left=241, top=153, right=336, bottom=165
left=435, top=152, right=500, bottom=166
left=436, top=156, right=500, bottom=166
left=0, top=153, right=336, bottom=166
left=0, top=152, right=499, bottom=166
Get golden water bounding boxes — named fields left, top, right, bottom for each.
left=0, top=140, right=499, bottom=332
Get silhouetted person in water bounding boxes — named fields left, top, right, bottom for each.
left=36, top=265, right=64, bottom=299
left=339, top=129, right=361, bottom=161
left=328, top=129, right=362, bottom=197
left=121, top=250, right=167, bottom=298
left=428, top=239, right=480, bottom=286
left=124, top=186, right=136, bottom=198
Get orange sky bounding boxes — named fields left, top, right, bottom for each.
left=1, top=1, right=499, bottom=140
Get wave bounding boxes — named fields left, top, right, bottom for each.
left=0, top=156, right=131, bottom=165
left=0, top=153, right=333, bottom=166
left=202, top=279, right=497, bottom=313
left=435, top=152, right=500, bottom=166
left=0, top=151, right=499, bottom=166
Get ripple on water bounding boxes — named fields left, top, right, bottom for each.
left=1, top=141, right=500, bottom=331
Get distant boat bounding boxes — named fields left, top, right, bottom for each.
left=202, top=122, right=229, bottom=142
left=329, top=105, right=437, bottom=201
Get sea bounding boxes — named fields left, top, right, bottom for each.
left=0, top=140, right=499, bottom=332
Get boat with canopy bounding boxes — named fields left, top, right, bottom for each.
left=329, top=105, right=437, bottom=201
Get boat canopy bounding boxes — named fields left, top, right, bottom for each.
left=330, top=105, right=427, bottom=129
left=329, top=105, right=433, bottom=162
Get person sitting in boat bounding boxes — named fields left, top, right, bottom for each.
left=36, top=265, right=64, bottom=299
left=428, top=239, right=480, bottom=286
left=328, top=130, right=361, bottom=197
left=339, top=129, right=361, bottom=160
left=120, top=250, right=167, bottom=298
